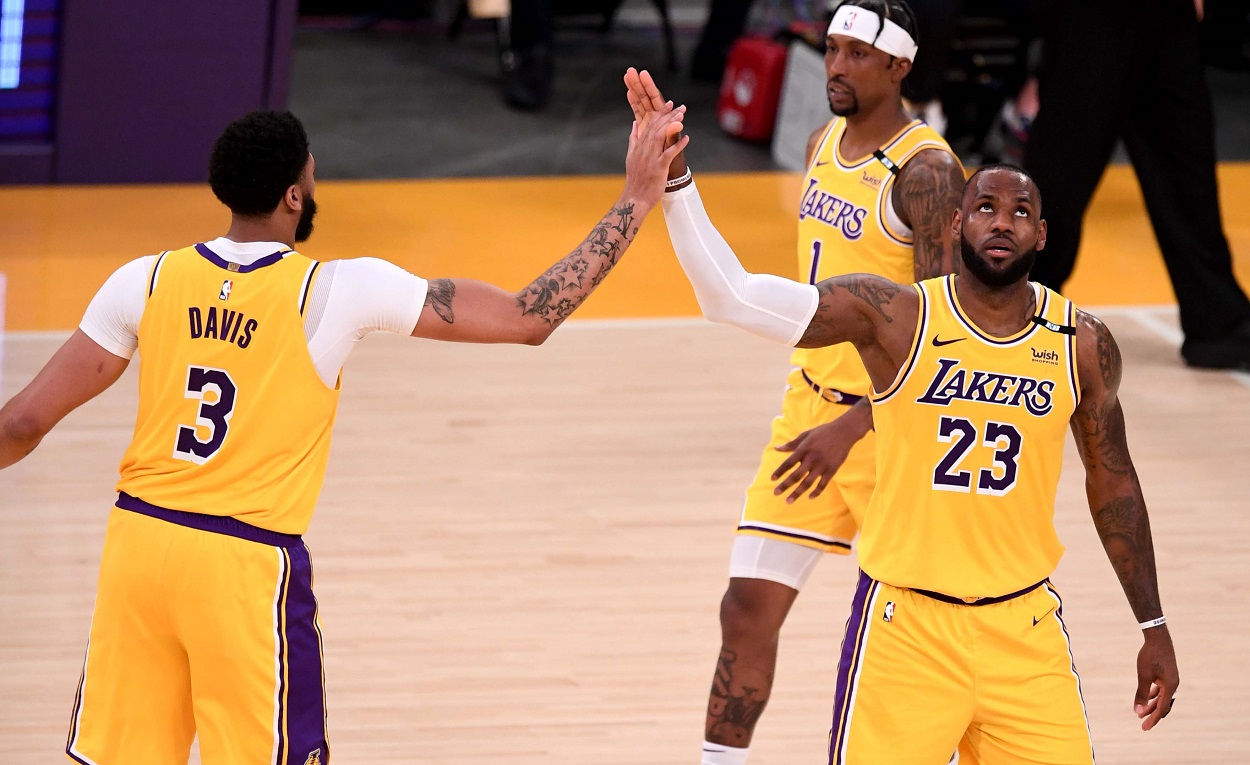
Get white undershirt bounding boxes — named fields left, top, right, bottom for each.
left=79, top=237, right=429, bottom=387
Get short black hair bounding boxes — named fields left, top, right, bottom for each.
left=964, top=162, right=1043, bottom=213
left=209, top=111, right=310, bottom=216
left=833, top=0, right=920, bottom=48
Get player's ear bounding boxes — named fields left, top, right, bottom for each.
left=951, top=207, right=963, bottom=242
left=283, top=183, right=304, bottom=214
left=1036, top=218, right=1047, bottom=252
left=891, top=56, right=912, bottom=83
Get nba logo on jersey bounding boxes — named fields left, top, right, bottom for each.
left=883, top=602, right=895, bottom=622
left=219, top=280, right=233, bottom=301
left=303, top=749, right=322, bottom=765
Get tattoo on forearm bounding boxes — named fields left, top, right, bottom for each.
left=516, top=203, right=638, bottom=325
left=707, top=648, right=769, bottom=746
left=425, top=278, right=456, bottom=324
left=899, top=153, right=965, bottom=281
left=1092, top=494, right=1161, bottom=619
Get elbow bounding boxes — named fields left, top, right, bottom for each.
left=1, top=405, right=48, bottom=449
left=521, top=325, right=553, bottom=346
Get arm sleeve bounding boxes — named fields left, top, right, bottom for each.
left=306, top=257, right=428, bottom=385
left=660, top=182, right=819, bottom=346
left=78, top=255, right=154, bottom=359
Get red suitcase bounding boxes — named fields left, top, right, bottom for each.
left=716, top=36, right=790, bottom=143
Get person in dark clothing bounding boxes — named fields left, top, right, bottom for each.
left=1024, top=0, right=1250, bottom=369
left=503, top=0, right=555, bottom=109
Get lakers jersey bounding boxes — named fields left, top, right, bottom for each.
left=792, top=118, right=957, bottom=395
left=116, top=244, right=339, bottom=535
left=859, top=276, right=1081, bottom=599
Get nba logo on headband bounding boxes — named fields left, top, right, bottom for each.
left=828, top=4, right=919, bottom=61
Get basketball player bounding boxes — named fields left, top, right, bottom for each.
left=637, top=85, right=1179, bottom=757
left=0, top=107, right=687, bottom=765
left=628, top=0, right=965, bottom=760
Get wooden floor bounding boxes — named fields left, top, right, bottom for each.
left=3, top=315, right=1249, bottom=763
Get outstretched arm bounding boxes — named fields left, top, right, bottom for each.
left=411, top=106, right=689, bottom=345
left=893, top=149, right=965, bottom=280
left=0, top=331, right=130, bottom=468
left=1070, top=310, right=1178, bottom=731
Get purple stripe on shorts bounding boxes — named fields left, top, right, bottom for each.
left=828, top=570, right=876, bottom=765
left=282, top=543, right=329, bottom=764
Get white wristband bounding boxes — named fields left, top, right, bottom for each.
left=665, top=167, right=693, bottom=190
left=1139, top=616, right=1166, bottom=630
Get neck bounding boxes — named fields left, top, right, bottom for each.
left=224, top=215, right=295, bottom=248
left=840, top=99, right=913, bottom=160
left=953, top=274, right=1036, bottom=336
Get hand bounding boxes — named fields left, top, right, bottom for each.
left=1194, top=0, right=1203, bottom=21
left=624, top=67, right=688, bottom=181
left=771, top=411, right=871, bottom=503
left=622, top=104, right=690, bottom=210
left=1134, top=628, right=1180, bottom=731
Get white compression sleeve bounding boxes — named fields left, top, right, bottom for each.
left=661, top=182, right=819, bottom=346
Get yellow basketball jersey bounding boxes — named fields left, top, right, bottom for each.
left=791, top=118, right=958, bottom=395
left=116, top=244, right=339, bottom=535
left=859, top=276, right=1081, bottom=599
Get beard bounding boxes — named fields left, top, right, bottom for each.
left=960, top=235, right=1037, bottom=288
left=828, top=93, right=859, bottom=117
left=295, top=195, right=317, bottom=243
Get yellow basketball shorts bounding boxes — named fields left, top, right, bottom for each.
left=739, top=368, right=876, bottom=553
left=66, top=496, right=329, bottom=765
left=828, top=572, right=1095, bottom=765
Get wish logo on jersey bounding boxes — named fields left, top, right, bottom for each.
left=917, top=357, right=1056, bottom=416
left=798, top=178, right=868, bottom=240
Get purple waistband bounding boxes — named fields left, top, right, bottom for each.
left=909, top=579, right=1046, bottom=607
left=116, top=492, right=302, bottom=548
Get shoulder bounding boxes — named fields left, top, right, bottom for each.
left=804, top=120, right=834, bottom=167
left=896, top=147, right=965, bottom=191
left=1074, top=307, right=1121, bottom=395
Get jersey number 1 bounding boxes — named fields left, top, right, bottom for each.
left=173, top=366, right=238, bottom=465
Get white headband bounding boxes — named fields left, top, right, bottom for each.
left=828, top=5, right=918, bottom=61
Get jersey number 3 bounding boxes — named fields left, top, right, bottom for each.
left=173, top=366, right=238, bottom=465
left=933, top=416, right=1022, bottom=496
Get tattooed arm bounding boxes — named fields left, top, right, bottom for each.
left=1070, top=310, right=1179, bottom=731
left=412, top=106, right=689, bottom=345
left=893, top=149, right=965, bottom=281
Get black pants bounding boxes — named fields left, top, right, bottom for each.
left=1024, top=0, right=1250, bottom=345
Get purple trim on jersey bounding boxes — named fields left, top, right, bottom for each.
left=1066, top=300, right=1081, bottom=407
left=116, top=492, right=303, bottom=548
left=945, top=275, right=1047, bottom=346
left=736, top=523, right=852, bottom=550
left=275, top=552, right=291, bottom=765
left=828, top=571, right=877, bottom=764
left=195, top=242, right=291, bottom=273
left=147, top=251, right=169, bottom=297
left=282, top=544, right=330, bottom=764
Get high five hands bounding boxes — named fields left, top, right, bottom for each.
left=623, top=100, right=690, bottom=208
left=624, top=68, right=688, bottom=181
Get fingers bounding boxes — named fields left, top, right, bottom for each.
left=811, top=471, right=833, bottom=499
left=786, top=470, right=820, bottom=503
left=639, top=69, right=667, bottom=111
left=771, top=453, right=801, bottom=481
left=773, top=462, right=808, bottom=496
left=660, top=134, right=690, bottom=162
